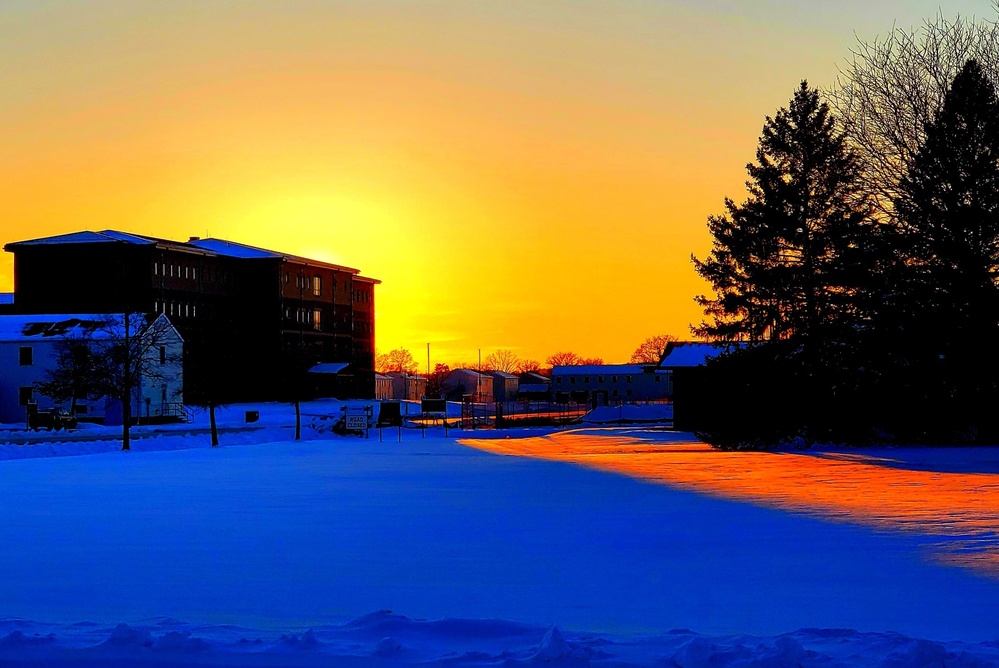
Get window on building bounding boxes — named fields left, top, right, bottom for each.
left=627, top=389, right=633, bottom=397
left=627, top=375, right=633, bottom=383
left=18, top=387, right=32, bottom=406
left=556, top=377, right=562, bottom=385
left=583, top=375, right=589, bottom=383
left=284, top=272, right=289, bottom=284
left=153, top=262, right=159, bottom=276
left=313, top=309, right=322, bottom=330
left=597, top=375, right=604, bottom=383
left=19, top=346, right=32, bottom=366
left=312, top=276, right=322, bottom=296
left=612, top=375, right=618, bottom=383
left=161, top=385, right=167, bottom=401
left=160, top=346, right=166, bottom=365
left=655, top=375, right=661, bottom=382
left=570, top=377, right=576, bottom=384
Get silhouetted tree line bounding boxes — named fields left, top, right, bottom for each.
left=691, top=59, right=999, bottom=447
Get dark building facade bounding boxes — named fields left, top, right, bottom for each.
left=4, top=230, right=379, bottom=402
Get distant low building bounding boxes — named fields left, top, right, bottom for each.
left=375, top=373, right=393, bottom=400
left=487, top=371, right=519, bottom=402
left=449, top=369, right=494, bottom=403
left=657, top=341, right=743, bottom=397
left=386, top=372, right=427, bottom=401
left=551, top=363, right=668, bottom=405
left=0, top=313, right=183, bottom=425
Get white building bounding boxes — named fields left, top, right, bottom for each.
left=657, top=341, right=743, bottom=396
left=0, top=313, right=184, bottom=425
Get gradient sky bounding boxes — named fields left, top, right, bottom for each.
left=0, top=1, right=992, bottom=364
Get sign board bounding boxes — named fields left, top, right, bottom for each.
left=421, top=398, right=447, bottom=414
left=346, top=408, right=368, bottom=430
left=377, top=401, right=402, bottom=428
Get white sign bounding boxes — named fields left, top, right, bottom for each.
left=346, top=412, right=367, bottom=430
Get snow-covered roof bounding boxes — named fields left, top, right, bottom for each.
left=5, top=230, right=160, bottom=248
left=0, top=313, right=177, bottom=344
left=658, top=341, right=743, bottom=368
left=488, top=371, right=519, bottom=379
left=385, top=371, right=427, bottom=380
left=374, top=373, right=391, bottom=381
left=551, top=364, right=650, bottom=376
left=308, top=362, right=351, bottom=375
left=189, top=238, right=363, bottom=275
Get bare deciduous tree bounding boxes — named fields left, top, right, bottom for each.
left=376, top=348, right=419, bottom=374
left=545, top=351, right=582, bottom=367
left=516, top=359, right=542, bottom=374
left=483, top=349, right=519, bottom=373
left=630, top=334, right=678, bottom=364
left=828, top=6, right=999, bottom=217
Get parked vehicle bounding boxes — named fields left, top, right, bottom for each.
left=27, top=407, right=78, bottom=431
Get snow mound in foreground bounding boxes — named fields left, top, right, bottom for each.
left=1, top=613, right=997, bottom=667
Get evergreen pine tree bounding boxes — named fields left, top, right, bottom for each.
left=895, top=59, right=999, bottom=438
left=693, top=82, right=875, bottom=351
left=691, top=82, right=879, bottom=446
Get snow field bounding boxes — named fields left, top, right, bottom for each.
left=1, top=404, right=999, bottom=665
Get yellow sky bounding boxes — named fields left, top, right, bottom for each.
left=0, top=1, right=992, bottom=364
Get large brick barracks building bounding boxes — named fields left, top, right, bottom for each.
left=3, top=230, right=379, bottom=402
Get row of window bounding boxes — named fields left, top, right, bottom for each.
left=155, top=300, right=197, bottom=319
left=556, top=374, right=652, bottom=385
left=153, top=262, right=228, bottom=285
left=284, top=307, right=323, bottom=331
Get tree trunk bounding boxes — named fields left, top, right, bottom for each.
left=121, top=393, right=131, bottom=451
left=295, top=400, right=301, bottom=440
left=209, top=401, right=219, bottom=447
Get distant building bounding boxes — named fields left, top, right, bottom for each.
left=374, top=373, right=393, bottom=400
left=386, top=372, right=427, bottom=401
left=517, top=371, right=550, bottom=401
left=657, top=341, right=742, bottom=397
left=3, top=230, right=379, bottom=402
left=449, top=369, right=494, bottom=402
left=0, top=313, right=183, bottom=425
left=487, top=371, right=519, bottom=402
left=550, top=363, right=668, bottom=405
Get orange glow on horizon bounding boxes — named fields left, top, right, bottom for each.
left=1, top=1, right=989, bottom=363
left=462, top=431, right=999, bottom=578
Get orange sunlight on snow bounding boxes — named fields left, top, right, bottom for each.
left=462, top=430, right=999, bottom=577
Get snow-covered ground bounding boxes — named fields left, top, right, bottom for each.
left=2, top=401, right=999, bottom=666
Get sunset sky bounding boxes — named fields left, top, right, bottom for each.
left=0, top=0, right=991, bottom=364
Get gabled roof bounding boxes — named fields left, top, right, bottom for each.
left=0, top=313, right=181, bottom=344
left=488, top=370, right=519, bottom=379
left=384, top=371, right=427, bottom=380
left=5, top=230, right=160, bottom=249
left=658, top=341, right=744, bottom=368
